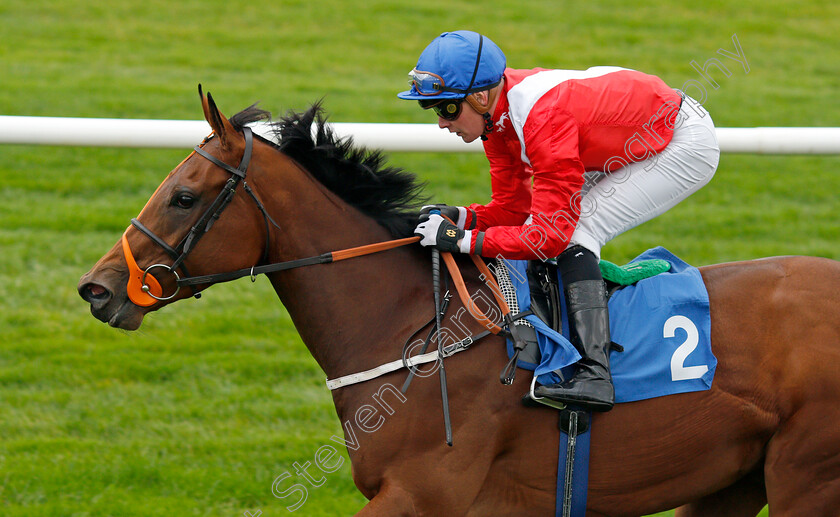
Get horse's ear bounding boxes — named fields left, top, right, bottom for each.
left=198, top=84, right=213, bottom=125
left=198, top=84, right=237, bottom=150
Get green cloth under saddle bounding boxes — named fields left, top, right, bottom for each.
left=599, top=258, right=671, bottom=286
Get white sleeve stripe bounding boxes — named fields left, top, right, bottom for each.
left=506, top=67, right=631, bottom=164
left=456, top=206, right=468, bottom=229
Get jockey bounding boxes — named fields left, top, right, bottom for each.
left=399, top=30, right=720, bottom=412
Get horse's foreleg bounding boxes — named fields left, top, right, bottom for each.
left=673, top=468, right=766, bottom=517
left=354, top=483, right=418, bottom=517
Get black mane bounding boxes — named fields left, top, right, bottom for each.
left=230, top=103, right=427, bottom=238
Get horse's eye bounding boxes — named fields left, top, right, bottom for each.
left=173, top=193, right=195, bottom=209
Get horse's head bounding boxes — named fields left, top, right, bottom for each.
left=78, top=87, right=268, bottom=330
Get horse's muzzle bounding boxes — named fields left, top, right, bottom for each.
left=78, top=268, right=145, bottom=330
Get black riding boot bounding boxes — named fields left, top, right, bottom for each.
left=534, top=246, right=615, bottom=412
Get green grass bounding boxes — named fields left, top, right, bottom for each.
left=1, top=0, right=838, bottom=515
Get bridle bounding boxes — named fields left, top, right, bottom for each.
left=121, top=126, right=418, bottom=307
left=121, top=126, right=255, bottom=306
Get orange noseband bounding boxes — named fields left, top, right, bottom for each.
left=121, top=230, right=163, bottom=307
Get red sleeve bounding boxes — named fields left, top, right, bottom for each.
left=477, top=103, right=585, bottom=260
left=465, top=131, right=531, bottom=230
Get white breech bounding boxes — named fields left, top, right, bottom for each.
left=570, top=97, right=720, bottom=259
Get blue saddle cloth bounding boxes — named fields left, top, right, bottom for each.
left=505, top=247, right=716, bottom=403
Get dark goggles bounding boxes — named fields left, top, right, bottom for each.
left=419, top=98, right=463, bottom=121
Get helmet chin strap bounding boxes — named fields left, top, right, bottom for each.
left=480, top=113, right=493, bottom=141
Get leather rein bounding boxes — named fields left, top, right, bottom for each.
left=120, top=128, right=512, bottom=329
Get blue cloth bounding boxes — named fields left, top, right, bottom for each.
left=608, top=247, right=716, bottom=402
left=501, top=259, right=581, bottom=385
left=506, top=247, right=716, bottom=403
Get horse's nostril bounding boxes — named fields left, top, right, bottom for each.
left=80, top=282, right=111, bottom=304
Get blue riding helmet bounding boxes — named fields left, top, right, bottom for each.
left=398, top=31, right=506, bottom=101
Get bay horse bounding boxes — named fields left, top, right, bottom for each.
left=78, top=89, right=840, bottom=516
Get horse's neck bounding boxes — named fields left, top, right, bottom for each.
left=257, top=163, right=431, bottom=380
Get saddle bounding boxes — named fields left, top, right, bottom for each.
left=526, top=260, right=561, bottom=332
left=526, top=257, right=670, bottom=324
left=502, top=257, right=671, bottom=368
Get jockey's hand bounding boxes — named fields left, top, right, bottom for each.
left=414, top=214, right=465, bottom=253
left=419, top=204, right=463, bottom=227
